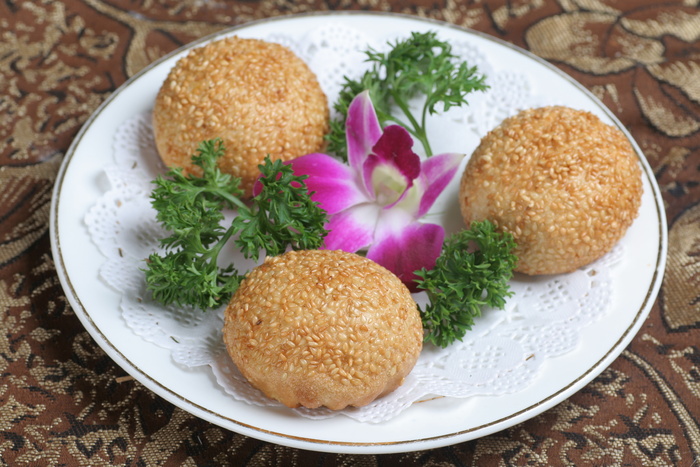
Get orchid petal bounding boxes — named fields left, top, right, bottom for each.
left=417, top=152, right=465, bottom=218
left=346, top=91, right=382, bottom=173
left=288, top=153, right=369, bottom=215
left=366, top=210, right=445, bottom=292
left=323, top=203, right=381, bottom=253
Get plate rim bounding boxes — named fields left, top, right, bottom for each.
left=49, top=10, right=668, bottom=454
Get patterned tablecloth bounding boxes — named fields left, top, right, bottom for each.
left=2, top=0, right=699, bottom=465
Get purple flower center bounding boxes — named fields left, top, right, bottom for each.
left=366, top=125, right=421, bottom=207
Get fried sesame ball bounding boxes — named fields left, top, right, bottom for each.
left=459, top=106, right=643, bottom=275
left=153, top=36, right=329, bottom=197
left=223, top=249, right=423, bottom=410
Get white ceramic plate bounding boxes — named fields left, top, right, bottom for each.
left=50, top=12, right=667, bottom=454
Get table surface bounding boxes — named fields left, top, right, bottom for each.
left=2, top=0, right=699, bottom=465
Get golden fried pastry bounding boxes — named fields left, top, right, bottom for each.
left=223, top=249, right=423, bottom=410
left=459, top=106, right=643, bottom=275
left=153, top=36, right=329, bottom=196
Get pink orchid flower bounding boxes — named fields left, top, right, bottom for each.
left=289, top=91, right=464, bottom=291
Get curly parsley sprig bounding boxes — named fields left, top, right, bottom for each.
left=144, top=139, right=328, bottom=310
left=415, top=220, right=518, bottom=348
left=327, top=31, right=489, bottom=159
left=234, top=158, right=330, bottom=259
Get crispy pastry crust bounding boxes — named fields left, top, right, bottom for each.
left=153, top=36, right=329, bottom=197
left=459, top=106, right=643, bottom=275
left=223, top=250, right=423, bottom=410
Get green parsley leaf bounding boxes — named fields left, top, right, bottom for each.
left=144, top=139, right=328, bottom=311
left=234, top=158, right=328, bottom=259
left=415, top=220, right=518, bottom=348
left=327, top=31, right=489, bottom=159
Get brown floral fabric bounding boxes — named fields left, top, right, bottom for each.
left=2, top=0, right=699, bottom=465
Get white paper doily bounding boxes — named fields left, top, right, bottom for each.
left=84, top=23, right=621, bottom=423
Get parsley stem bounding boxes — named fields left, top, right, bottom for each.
left=419, top=102, right=432, bottom=155
left=213, top=187, right=248, bottom=211
left=206, top=222, right=237, bottom=261
left=390, top=90, right=434, bottom=157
